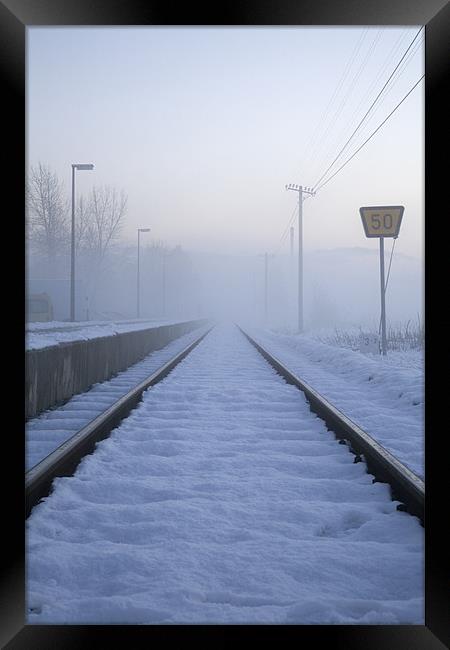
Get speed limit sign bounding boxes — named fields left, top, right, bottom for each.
left=359, top=205, right=404, bottom=238
left=358, top=204, right=405, bottom=357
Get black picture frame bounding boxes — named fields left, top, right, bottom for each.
left=2, top=0, right=448, bottom=647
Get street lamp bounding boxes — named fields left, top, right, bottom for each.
left=71, top=163, right=94, bottom=321
left=137, top=228, right=150, bottom=318
left=285, top=183, right=315, bottom=333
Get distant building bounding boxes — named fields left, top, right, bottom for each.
left=26, top=278, right=70, bottom=322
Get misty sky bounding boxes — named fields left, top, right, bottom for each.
left=27, top=26, right=424, bottom=260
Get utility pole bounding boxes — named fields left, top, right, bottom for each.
left=289, top=226, right=295, bottom=324
left=70, top=163, right=94, bottom=321
left=264, top=252, right=268, bottom=323
left=259, top=252, right=274, bottom=326
left=162, top=249, right=166, bottom=318
left=137, top=228, right=150, bottom=318
left=285, top=184, right=315, bottom=333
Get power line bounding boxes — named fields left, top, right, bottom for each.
left=299, top=28, right=369, bottom=178
left=356, top=34, right=424, bottom=130
left=277, top=194, right=313, bottom=254
left=309, top=28, right=383, bottom=182
left=314, top=74, right=424, bottom=194
left=324, top=34, right=424, bottom=181
left=349, top=29, right=410, bottom=124
left=318, top=30, right=412, bottom=177
left=312, top=27, right=424, bottom=191
left=279, top=202, right=299, bottom=245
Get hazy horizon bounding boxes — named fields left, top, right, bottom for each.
left=27, top=26, right=424, bottom=328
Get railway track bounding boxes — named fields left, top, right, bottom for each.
left=26, top=323, right=423, bottom=624
left=239, top=327, right=424, bottom=523
left=26, top=322, right=424, bottom=523
left=25, top=325, right=213, bottom=517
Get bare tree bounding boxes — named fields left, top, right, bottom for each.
left=26, top=163, right=69, bottom=264
left=80, top=185, right=127, bottom=265
left=77, top=185, right=128, bottom=313
left=75, top=195, right=91, bottom=253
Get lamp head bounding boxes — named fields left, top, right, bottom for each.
left=73, top=164, right=94, bottom=170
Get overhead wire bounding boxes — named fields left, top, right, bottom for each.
left=312, top=26, right=424, bottom=191
left=299, top=28, right=369, bottom=179
left=314, top=35, right=423, bottom=198
left=339, top=29, right=411, bottom=140
left=318, top=29, right=410, bottom=175
left=354, top=33, right=424, bottom=133
left=314, top=73, right=424, bottom=194
left=280, top=29, right=378, bottom=254
left=307, top=28, right=383, bottom=182
left=278, top=28, right=423, bottom=256
left=279, top=31, right=369, bottom=255
left=275, top=194, right=314, bottom=256
left=279, top=201, right=299, bottom=245
left=282, top=29, right=382, bottom=254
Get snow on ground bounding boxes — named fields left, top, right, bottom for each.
left=25, top=318, right=199, bottom=350
left=27, top=323, right=423, bottom=625
left=26, top=324, right=211, bottom=470
left=304, top=327, right=424, bottom=372
left=246, top=327, right=424, bottom=480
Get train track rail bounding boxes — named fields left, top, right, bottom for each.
left=26, top=323, right=424, bottom=525
left=25, top=326, right=213, bottom=518
left=239, top=326, right=424, bottom=524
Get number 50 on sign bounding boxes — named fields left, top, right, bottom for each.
left=359, top=206, right=404, bottom=238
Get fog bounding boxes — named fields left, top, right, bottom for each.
left=26, top=26, right=424, bottom=332
left=27, top=238, right=423, bottom=333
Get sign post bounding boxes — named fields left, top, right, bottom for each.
left=359, top=205, right=404, bottom=356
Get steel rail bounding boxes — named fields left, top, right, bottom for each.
left=25, top=325, right=213, bottom=518
left=239, top=326, right=424, bottom=524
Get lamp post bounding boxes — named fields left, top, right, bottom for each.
left=162, top=249, right=166, bottom=318
left=70, top=163, right=94, bottom=321
left=285, top=184, right=315, bottom=332
left=137, top=228, right=150, bottom=318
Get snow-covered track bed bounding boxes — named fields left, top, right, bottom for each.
left=26, top=323, right=423, bottom=624
left=240, top=326, right=424, bottom=524
left=26, top=326, right=212, bottom=518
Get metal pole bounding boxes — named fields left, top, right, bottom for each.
left=264, top=252, right=268, bottom=324
left=379, top=237, right=387, bottom=355
left=162, top=251, right=166, bottom=318
left=290, top=226, right=294, bottom=258
left=298, top=187, right=303, bottom=333
left=137, top=230, right=140, bottom=318
left=70, top=166, right=76, bottom=321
